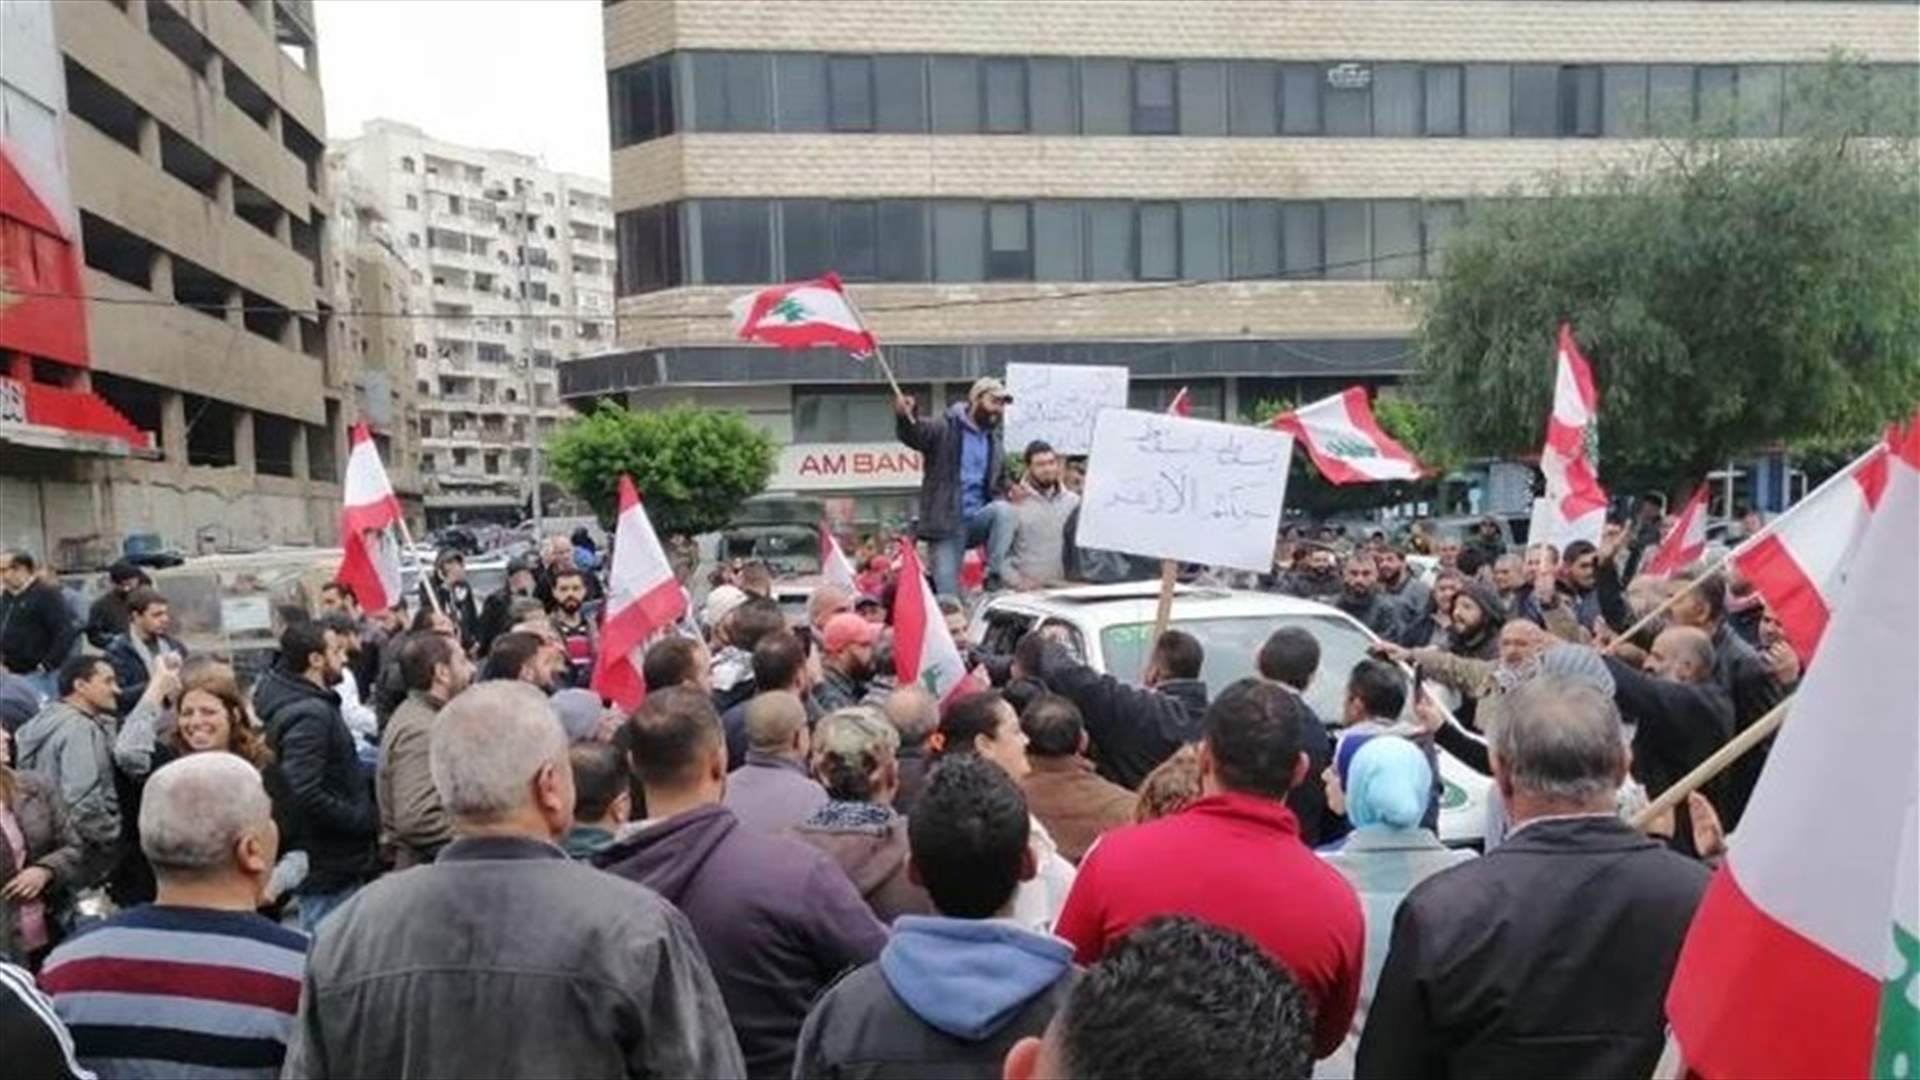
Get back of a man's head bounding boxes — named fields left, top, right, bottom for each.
left=484, top=631, right=543, bottom=682
left=1345, top=658, right=1407, bottom=719
left=569, top=742, right=630, bottom=824
left=628, top=686, right=723, bottom=793
left=429, top=682, right=568, bottom=828
left=1257, top=626, right=1320, bottom=692
left=728, top=597, right=788, bottom=653
left=278, top=621, right=328, bottom=676
left=1150, top=630, right=1203, bottom=682
left=884, top=684, right=940, bottom=750
left=141, top=753, right=274, bottom=885
left=1202, top=678, right=1305, bottom=801
left=744, top=691, right=808, bottom=755
left=399, top=631, right=456, bottom=694
left=641, top=636, right=703, bottom=691
left=1015, top=916, right=1312, bottom=1080
left=1020, top=693, right=1084, bottom=759
left=751, top=630, right=807, bottom=694
left=1491, top=676, right=1629, bottom=810
left=909, top=756, right=1030, bottom=919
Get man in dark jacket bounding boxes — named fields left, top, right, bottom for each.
left=1017, top=629, right=1208, bottom=791
left=795, top=756, right=1075, bottom=1080
left=419, top=550, right=480, bottom=647
left=84, top=561, right=148, bottom=649
left=1355, top=676, right=1710, bottom=1080
left=1604, top=628, right=1735, bottom=855
left=255, top=621, right=380, bottom=933
left=0, top=550, right=77, bottom=684
left=1332, top=553, right=1402, bottom=640
left=475, top=556, right=538, bottom=653
left=595, top=687, right=887, bottom=1079
left=894, top=379, right=1013, bottom=597
left=103, top=588, right=186, bottom=714
left=1669, top=570, right=1783, bottom=828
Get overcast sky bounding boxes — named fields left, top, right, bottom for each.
left=315, top=0, right=610, bottom=180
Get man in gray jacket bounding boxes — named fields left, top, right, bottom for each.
left=996, top=441, right=1080, bottom=591
left=282, top=681, right=744, bottom=1079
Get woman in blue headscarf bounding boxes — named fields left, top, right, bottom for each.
left=1318, top=735, right=1477, bottom=1077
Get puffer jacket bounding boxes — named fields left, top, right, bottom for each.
left=254, top=668, right=379, bottom=893
left=13, top=701, right=120, bottom=884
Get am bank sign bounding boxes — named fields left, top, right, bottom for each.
left=774, top=442, right=923, bottom=492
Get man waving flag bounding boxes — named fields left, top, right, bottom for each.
left=334, top=423, right=405, bottom=612
left=591, top=475, right=688, bottom=713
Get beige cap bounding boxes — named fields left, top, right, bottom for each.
left=969, top=376, right=1013, bottom=404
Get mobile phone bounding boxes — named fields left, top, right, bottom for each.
left=1410, top=665, right=1425, bottom=708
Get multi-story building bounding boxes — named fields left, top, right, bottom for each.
left=2, top=0, right=348, bottom=563
left=330, top=120, right=617, bottom=527
left=574, top=0, right=1917, bottom=526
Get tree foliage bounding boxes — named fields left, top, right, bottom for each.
left=547, top=403, right=776, bottom=536
left=1407, top=59, right=1920, bottom=495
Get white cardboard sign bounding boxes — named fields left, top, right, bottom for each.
left=1003, top=363, right=1130, bottom=456
left=1078, top=410, right=1296, bottom=573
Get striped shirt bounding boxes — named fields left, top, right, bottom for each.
left=39, top=905, right=308, bottom=1080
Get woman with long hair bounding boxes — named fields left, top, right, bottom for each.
left=0, top=722, right=84, bottom=967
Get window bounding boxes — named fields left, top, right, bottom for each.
left=832, top=200, right=879, bottom=281
left=1281, top=202, right=1323, bottom=278
left=1737, top=64, right=1783, bottom=136
left=1029, top=58, right=1077, bottom=134
left=1137, top=202, right=1178, bottom=280
left=408, top=233, right=419, bottom=247
left=1511, top=65, right=1559, bottom=136
left=1602, top=64, right=1648, bottom=136
left=1178, top=61, right=1228, bottom=135
left=1086, top=201, right=1134, bottom=279
left=1423, top=200, right=1464, bottom=276
left=781, top=199, right=830, bottom=280
left=688, top=52, right=770, bottom=131
left=1033, top=201, right=1083, bottom=280
left=1133, top=62, right=1177, bottom=134
left=828, top=55, right=874, bottom=131
left=485, top=453, right=500, bottom=475
left=607, top=57, right=673, bottom=146
left=421, top=454, right=435, bottom=472
left=1425, top=65, right=1463, bottom=136
left=1649, top=65, right=1694, bottom=134
left=1697, top=65, right=1737, bottom=129
left=1559, top=65, right=1602, bottom=136
left=987, top=203, right=1032, bottom=280
left=931, top=56, right=981, bottom=133
left=405, top=194, right=418, bottom=209
left=452, top=449, right=468, bottom=467
left=1869, top=65, right=1919, bottom=137
left=1180, top=201, right=1227, bottom=281
left=1372, top=63, right=1421, bottom=136
left=1323, top=64, right=1372, bottom=135
left=1371, top=200, right=1421, bottom=279
left=1324, top=201, right=1370, bottom=279
left=694, top=199, right=770, bottom=284
left=795, top=389, right=920, bottom=443
left=874, top=55, right=927, bottom=132
left=984, top=59, right=1028, bottom=133
left=401, top=157, right=414, bottom=173
left=877, top=201, right=928, bottom=281
left=1464, top=64, right=1511, bottom=136
left=775, top=53, right=828, bottom=132
left=1280, top=63, right=1321, bottom=134
left=1230, top=200, right=1280, bottom=279
left=1081, top=59, right=1130, bottom=134
left=1229, top=61, right=1279, bottom=136
left=931, top=201, right=984, bottom=282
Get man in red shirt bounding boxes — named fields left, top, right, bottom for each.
left=1053, top=677, right=1365, bottom=1060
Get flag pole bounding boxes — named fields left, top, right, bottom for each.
left=838, top=286, right=907, bottom=406
left=1146, top=559, right=1178, bottom=678
left=393, top=515, right=443, bottom=617
left=1630, top=696, right=1791, bottom=830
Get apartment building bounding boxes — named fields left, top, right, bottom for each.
left=1, top=0, right=350, bottom=563
left=330, top=120, right=617, bottom=526
left=573, top=0, right=1917, bottom=526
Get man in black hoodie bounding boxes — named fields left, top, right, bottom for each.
left=255, top=621, right=380, bottom=933
left=595, top=687, right=886, bottom=1079
left=1015, top=629, right=1208, bottom=791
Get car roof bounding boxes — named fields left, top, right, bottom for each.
left=983, top=581, right=1358, bottom=631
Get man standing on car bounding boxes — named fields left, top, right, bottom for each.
left=895, top=378, right=1014, bottom=597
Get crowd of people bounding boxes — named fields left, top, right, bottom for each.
left=0, top=464, right=1796, bottom=1080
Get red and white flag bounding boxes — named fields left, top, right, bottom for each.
left=1533, top=323, right=1610, bottom=544
left=1271, top=387, right=1424, bottom=485
left=591, top=475, right=689, bottom=713
left=1640, top=484, right=1710, bottom=579
left=730, top=272, right=876, bottom=357
left=334, top=424, right=404, bottom=611
left=820, top=524, right=859, bottom=595
left=1664, top=418, right=1919, bottom=1080
left=893, top=539, right=985, bottom=704
left=1727, top=432, right=1896, bottom=661
left=1166, top=387, right=1192, bottom=417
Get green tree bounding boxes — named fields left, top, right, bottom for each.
left=547, top=403, right=776, bottom=536
left=1407, top=58, right=1920, bottom=496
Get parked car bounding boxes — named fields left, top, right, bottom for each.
left=972, top=581, right=1490, bottom=848
left=149, top=549, right=343, bottom=685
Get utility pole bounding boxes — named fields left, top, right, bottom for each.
left=510, top=179, right=544, bottom=535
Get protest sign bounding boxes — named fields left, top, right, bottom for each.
left=1004, top=363, right=1129, bottom=455
left=1078, top=410, right=1295, bottom=574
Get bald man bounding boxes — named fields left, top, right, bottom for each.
left=1603, top=630, right=1736, bottom=856
left=723, top=692, right=827, bottom=835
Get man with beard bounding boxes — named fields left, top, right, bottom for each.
left=378, top=631, right=475, bottom=869
left=895, top=377, right=1014, bottom=596
left=547, top=569, right=600, bottom=690
left=1374, top=547, right=1429, bottom=628
left=999, top=441, right=1080, bottom=590
left=1665, top=570, right=1784, bottom=828
left=1280, top=544, right=1342, bottom=602
left=813, top=614, right=878, bottom=714
left=255, top=621, right=379, bottom=932
left=1333, top=553, right=1401, bottom=639
left=477, top=556, right=539, bottom=652
left=535, top=534, right=604, bottom=609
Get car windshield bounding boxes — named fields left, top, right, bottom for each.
left=1099, top=613, right=1381, bottom=720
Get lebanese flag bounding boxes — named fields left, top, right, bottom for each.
left=590, top=475, right=689, bottom=713
left=893, top=539, right=983, bottom=704
left=1540, top=323, right=1609, bottom=523
left=730, top=272, right=876, bottom=357
left=821, top=524, right=859, bottom=594
left=1640, top=484, right=1710, bottom=579
left=334, top=424, right=404, bottom=611
left=1664, top=422, right=1919, bottom=1080
left=1727, top=434, right=1896, bottom=661
left=1271, top=387, right=1424, bottom=484
left=1167, top=387, right=1192, bottom=417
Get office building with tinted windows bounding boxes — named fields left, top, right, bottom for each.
left=572, top=0, right=1917, bottom=526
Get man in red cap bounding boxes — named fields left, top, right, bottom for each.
left=813, top=613, right=878, bottom=714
